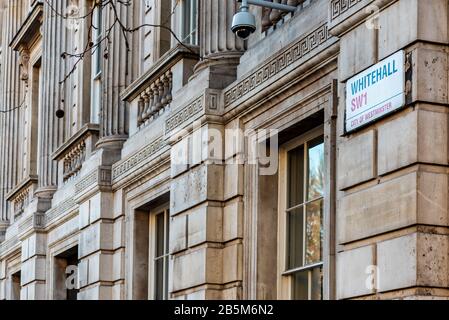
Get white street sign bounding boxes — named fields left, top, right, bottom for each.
left=345, top=51, right=405, bottom=132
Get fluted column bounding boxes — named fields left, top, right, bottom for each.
left=0, top=0, right=25, bottom=227
left=195, top=0, right=246, bottom=72
left=36, top=0, right=69, bottom=197
left=96, top=0, right=133, bottom=149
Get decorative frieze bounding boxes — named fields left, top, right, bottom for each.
left=330, top=0, right=363, bottom=21
left=0, top=236, right=19, bottom=257
left=112, top=137, right=166, bottom=181
left=165, top=96, right=204, bottom=134
left=45, top=198, right=77, bottom=227
left=224, top=23, right=332, bottom=107
left=75, top=167, right=112, bottom=194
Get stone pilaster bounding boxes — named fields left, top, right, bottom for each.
left=20, top=233, right=46, bottom=300
left=77, top=191, right=115, bottom=300
left=0, top=0, right=25, bottom=227
left=96, top=1, right=133, bottom=150
left=36, top=0, right=71, bottom=198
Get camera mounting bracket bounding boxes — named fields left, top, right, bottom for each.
left=237, top=0, right=297, bottom=12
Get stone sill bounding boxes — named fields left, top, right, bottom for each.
left=10, top=1, right=43, bottom=51
left=121, top=43, right=200, bottom=102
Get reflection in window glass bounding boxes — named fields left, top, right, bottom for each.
left=307, top=136, right=324, bottom=201
left=154, top=210, right=170, bottom=300
left=287, top=146, right=304, bottom=208
left=305, top=200, right=323, bottom=266
left=287, top=207, right=303, bottom=270
left=292, top=270, right=309, bottom=300
left=182, top=0, right=198, bottom=45
left=285, top=133, right=324, bottom=300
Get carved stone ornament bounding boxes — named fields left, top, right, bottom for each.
left=19, top=49, right=30, bottom=83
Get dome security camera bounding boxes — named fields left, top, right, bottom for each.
left=231, top=0, right=297, bottom=40
left=232, top=1, right=256, bottom=40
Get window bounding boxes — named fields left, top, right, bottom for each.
left=279, top=127, right=324, bottom=300
left=141, top=0, right=172, bottom=71
left=132, top=196, right=170, bottom=300
left=11, top=271, right=21, bottom=300
left=90, top=3, right=102, bottom=124
left=151, top=207, right=170, bottom=300
left=181, top=0, right=198, bottom=45
left=54, top=246, right=79, bottom=300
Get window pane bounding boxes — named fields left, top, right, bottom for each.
left=287, top=207, right=303, bottom=270
left=311, top=267, right=323, bottom=300
left=155, top=258, right=164, bottom=300
left=307, top=136, right=324, bottom=201
left=305, top=199, right=323, bottom=265
left=182, top=0, right=198, bottom=45
left=292, top=270, right=309, bottom=300
left=287, top=145, right=304, bottom=208
left=156, top=213, right=164, bottom=257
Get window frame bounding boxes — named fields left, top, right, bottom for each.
left=90, top=2, right=103, bottom=124
left=277, top=125, right=325, bottom=300
left=180, top=0, right=198, bottom=46
left=148, top=203, right=170, bottom=300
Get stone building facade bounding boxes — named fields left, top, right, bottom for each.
left=0, top=0, right=448, bottom=300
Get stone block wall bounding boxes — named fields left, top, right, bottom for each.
left=334, top=0, right=449, bottom=300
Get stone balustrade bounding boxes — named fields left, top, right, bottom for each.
left=5, top=177, right=38, bottom=221
left=137, top=70, right=173, bottom=128
left=62, top=140, right=87, bottom=182
left=52, top=124, right=100, bottom=186
left=121, top=44, right=199, bottom=136
left=262, top=0, right=312, bottom=32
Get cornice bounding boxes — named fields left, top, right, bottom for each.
left=10, top=1, right=43, bottom=51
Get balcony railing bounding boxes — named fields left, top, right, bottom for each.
left=137, top=70, right=173, bottom=127
left=262, top=0, right=312, bottom=31
left=121, top=44, right=200, bottom=134
left=52, top=124, right=100, bottom=185
left=62, top=140, right=87, bottom=181
left=6, top=176, right=38, bottom=220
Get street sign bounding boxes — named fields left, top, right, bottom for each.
left=345, top=50, right=405, bottom=133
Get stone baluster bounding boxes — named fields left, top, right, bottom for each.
left=150, top=83, right=159, bottom=116
left=166, top=71, right=173, bottom=104
left=141, top=91, right=150, bottom=121
left=160, top=73, right=168, bottom=107
left=262, top=5, right=272, bottom=30
left=156, top=79, right=165, bottom=114
left=270, top=0, right=282, bottom=23
left=137, top=98, right=144, bottom=126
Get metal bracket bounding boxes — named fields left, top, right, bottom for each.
left=238, top=0, right=297, bottom=12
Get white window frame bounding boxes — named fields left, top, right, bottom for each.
left=148, top=204, right=170, bottom=300
left=277, top=125, right=325, bottom=300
